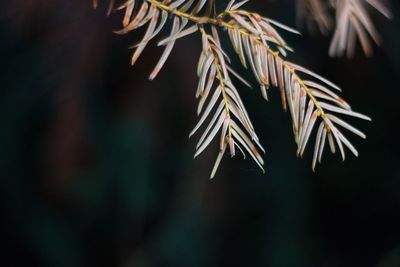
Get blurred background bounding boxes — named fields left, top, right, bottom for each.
left=1, top=0, right=400, bottom=266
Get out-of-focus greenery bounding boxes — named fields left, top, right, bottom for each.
left=1, top=1, right=400, bottom=266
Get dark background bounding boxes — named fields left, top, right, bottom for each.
left=1, top=1, right=400, bottom=266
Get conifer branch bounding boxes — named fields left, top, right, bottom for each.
left=94, top=0, right=371, bottom=177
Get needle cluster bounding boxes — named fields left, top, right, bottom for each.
left=295, top=0, right=392, bottom=57
left=94, top=0, right=371, bottom=178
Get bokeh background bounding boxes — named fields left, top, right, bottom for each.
left=1, top=1, right=400, bottom=266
